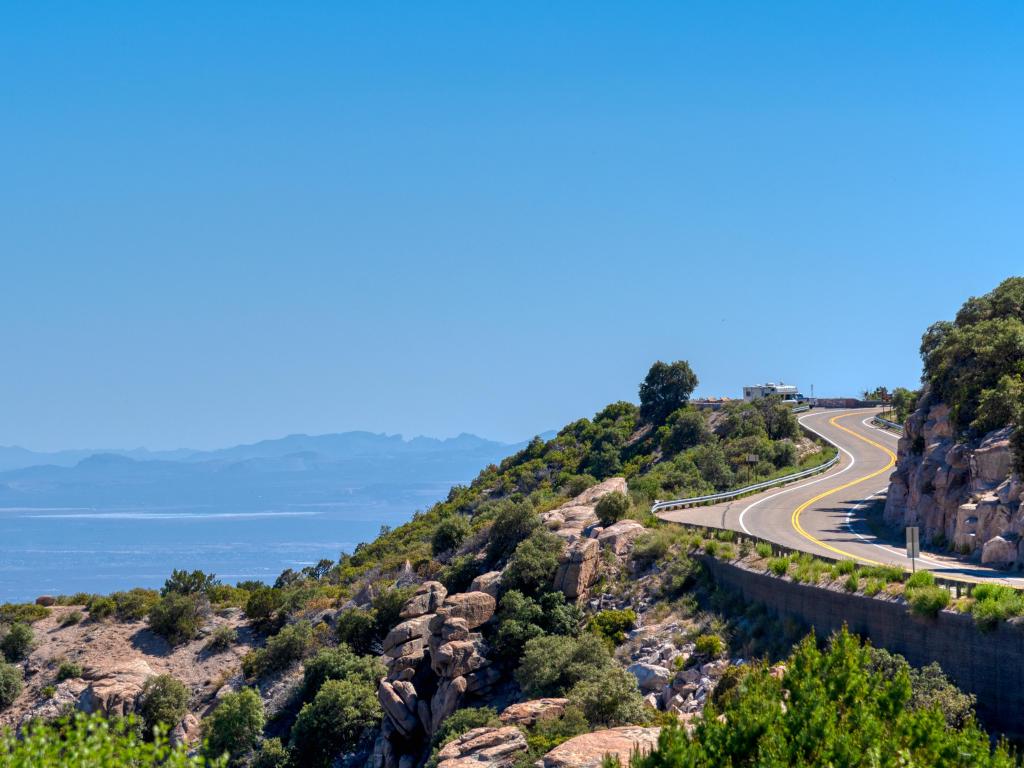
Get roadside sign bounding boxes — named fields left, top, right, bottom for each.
left=906, top=526, right=920, bottom=572
left=746, top=454, right=759, bottom=464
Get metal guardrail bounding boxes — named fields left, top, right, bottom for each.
left=652, top=413, right=841, bottom=513
left=873, top=416, right=904, bottom=433
left=791, top=405, right=811, bottom=413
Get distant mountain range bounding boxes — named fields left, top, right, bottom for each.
left=0, top=430, right=557, bottom=510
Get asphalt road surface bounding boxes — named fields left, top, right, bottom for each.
left=657, top=408, right=1024, bottom=586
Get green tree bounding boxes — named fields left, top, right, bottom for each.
left=202, top=688, right=265, bottom=766
left=492, top=590, right=582, bottom=662
left=659, top=408, right=711, bottom=454
left=289, top=678, right=382, bottom=768
left=516, top=633, right=615, bottom=698
left=502, top=529, right=565, bottom=597
left=161, top=569, right=219, bottom=597
left=139, top=674, right=189, bottom=738
left=432, top=514, right=471, bottom=556
left=487, top=499, right=539, bottom=562
left=0, top=662, right=23, bottom=710
left=568, top=664, right=648, bottom=727
left=148, top=593, right=205, bottom=645
left=0, top=623, right=33, bottom=662
left=300, top=645, right=383, bottom=702
left=334, top=608, right=378, bottom=655
left=639, top=361, right=699, bottom=425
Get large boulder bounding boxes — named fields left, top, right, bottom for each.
left=973, top=429, right=1015, bottom=488
left=540, top=727, right=661, bottom=767
left=77, top=658, right=156, bottom=717
left=383, top=614, right=434, bottom=655
left=553, top=538, right=599, bottom=601
left=435, top=592, right=496, bottom=630
left=169, top=713, right=201, bottom=748
left=499, top=698, right=569, bottom=726
left=469, top=571, right=503, bottom=597
left=400, top=581, right=448, bottom=619
left=627, top=662, right=672, bottom=693
left=431, top=638, right=489, bottom=678
left=597, top=520, right=646, bottom=555
left=436, top=726, right=528, bottom=768
left=430, top=675, right=468, bottom=734
left=378, top=680, right=419, bottom=737
left=982, top=534, right=1019, bottom=566
left=574, top=477, right=628, bottom=505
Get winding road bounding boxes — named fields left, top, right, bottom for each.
left=657, top=408, right=1024, bottom=586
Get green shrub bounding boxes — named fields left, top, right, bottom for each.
left=492, top=590, right=582, bottom=662
left=835, top=559, right=857, bottom=576
left=864, top=564, right=905, bottom=583
left=148, top=593, right=205, bottom=645
left=57, top=659, right=83, bottom=680
left=693, top=633, right=724, bottom=658
left=289, top=678, right=382, bottom=768
left=242, top=621, right=313, bottom=679
left=844, top=574, right=859, bottom=593
left=439, top=554, right=482, bottom=593
left=0, top=603, right=49, bottom=624
left=112, top=588, right=161, bottom=621
left=60, top=610, right=83, bottom=627
left=206, top=625, right=238, bottom=652
left=244, top=587, right=282, bottom=626
left=1, top=622, right=34, bottom=662
left=85, top=595, right=116, bottom=620
left=300, top=645, right=383, bottom=702
left=659, top=408, right=711, bottom=454
left=516, top=634, right=614, bottom=697
left=139, top=674, right=189, bottom=737
left=587, top=609, right=637, bottom=647
left=768, top=557, right=790, bottom=576
left=162, top=569, right=219, bottom=596
left=595, top=492, right=631, bottom=527
left=432, top=515, right=471, bottom=556
left=660, top=557, right=697, bottom=598
left=907, top=584, right=950, bottom=617
left=41, top=684, right=56, bottom=699
left=371, top=585, right=417, bottom=640
left=202, top=688, right=265, bottom=765
left=0, top=662, right=23, bottom=709
left=755, top=542, right=773, bottom=558
left=567, top=664, right=648, bottom=727
left=487, top=499, right=539, bottom=562
left=251, top=737, right=289, bottom=768
left=631, top=528, right=685, bottom=569
left=970, top=584, right=1024, bottom=629
left=502, top=529, right=565, bottom=597
left=905, top=570, right=936, bottom=589
left=562, top=474, right=598, bottom=498
left=630, top=628, right=1011, bottom=768
left=334, top=608, right=378, bottom=655
left=2, top=713, right=219, bottom=766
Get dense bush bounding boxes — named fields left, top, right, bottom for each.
left=502, top=529, right=565, bottom=596
left=627, top=629, right=1012, bottom=768
left=112, top=588, right=160, bottom=621
left=289, top=678, right=382, bottom=768
left=162, top=569, right=219, bottom=597
left=139, top=674, right=189, bottom=737
left=300, top=645, right=383, bottom=702
left=492, top=590, right=582, bottom=661
left=242, top=621, right=314, bottom=679
left=487, top=500, right=539, bottom=562
left=0, top=603, right=49, bottom=624
left=202, top=688, right=265, bottom=766
left=432, top=514, right=471, bottom=556
left=969, top=583, right=1024, bottom=629
left=921, top=277, right=1024, bottom=440
left=658, top=408, right=711, bottom=453
left=0, top=662, right=23, bottom=710
left=1, top=623, right=33, bottom=662
left=148, top=593, right=205, bottom=645
left=904, top=572, right=950, bottom=617
left=85, top=595, right=116, bottom=620
left=334, top=608, right=378, bottom=655
left=250, top=738, right=289, bottom=768
left=0, top=714, right=220, bottom=767
left=587, top=609, right=636, bottom=647
left=57, top=659, right=82, bottom=680
left=59, top=610, right=83, bottom=627
left=567, top=664, right=648, bottom=727
left=866, top=646, right=976, bottom=728
left=516, top=633, right=615, bottom=698
left=594, top=491, right=631, bottom=527
left=244, top=587, right=282, bottom=626
left=693, top=633, right=724, bottom=658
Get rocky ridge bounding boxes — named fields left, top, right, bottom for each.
left=885, top=394, right=1023, bottom=566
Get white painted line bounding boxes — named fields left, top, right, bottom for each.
left=738, top=410, right=857, bottom=535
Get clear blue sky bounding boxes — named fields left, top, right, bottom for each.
left=2, top=2, right=1021, bottom=451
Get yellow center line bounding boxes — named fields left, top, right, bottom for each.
left=790, top=412, right=898, bottom=566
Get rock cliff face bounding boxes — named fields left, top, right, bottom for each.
left=885, top=395, right=1023, bottom=566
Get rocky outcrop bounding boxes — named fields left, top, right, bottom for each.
left=540, top=727, right=660, bottom=767
left=77, top=658, right=156, bottom=717
left=885, top=395, right=1023, bottom=567
left=169, top=713, right=201, bottom=747
left=469, top=571, right=503, bottom=597
left=499, top=698, right=568, bottom=726
left=597, top=520, right=646, bottom=555
left=553, top=538, right=599, bottom=601
left=401, top=582, right=448, bottom=619
left=436, top=726, right=528, bottom=768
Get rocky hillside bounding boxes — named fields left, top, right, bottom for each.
left=885, top=277, right=1024, bottom=566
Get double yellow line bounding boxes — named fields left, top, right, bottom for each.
left=790, top=413, right=897, bottom=566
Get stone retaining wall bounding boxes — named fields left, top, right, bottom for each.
left=703, top=557, right=1024, bottom=738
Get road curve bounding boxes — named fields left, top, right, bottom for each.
left=657, top=407, right=1024, bottom=586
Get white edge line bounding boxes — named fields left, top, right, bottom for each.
left=738, top=410, right=857, bottom=535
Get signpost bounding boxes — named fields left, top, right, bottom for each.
left=906, top=526, right=920, bottom=573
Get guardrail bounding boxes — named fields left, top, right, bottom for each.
left=873, top=416, right=904, bottom=433
left=652, top=411, right=841, bottom=513
left=791, top=404, right=811, bottom=413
